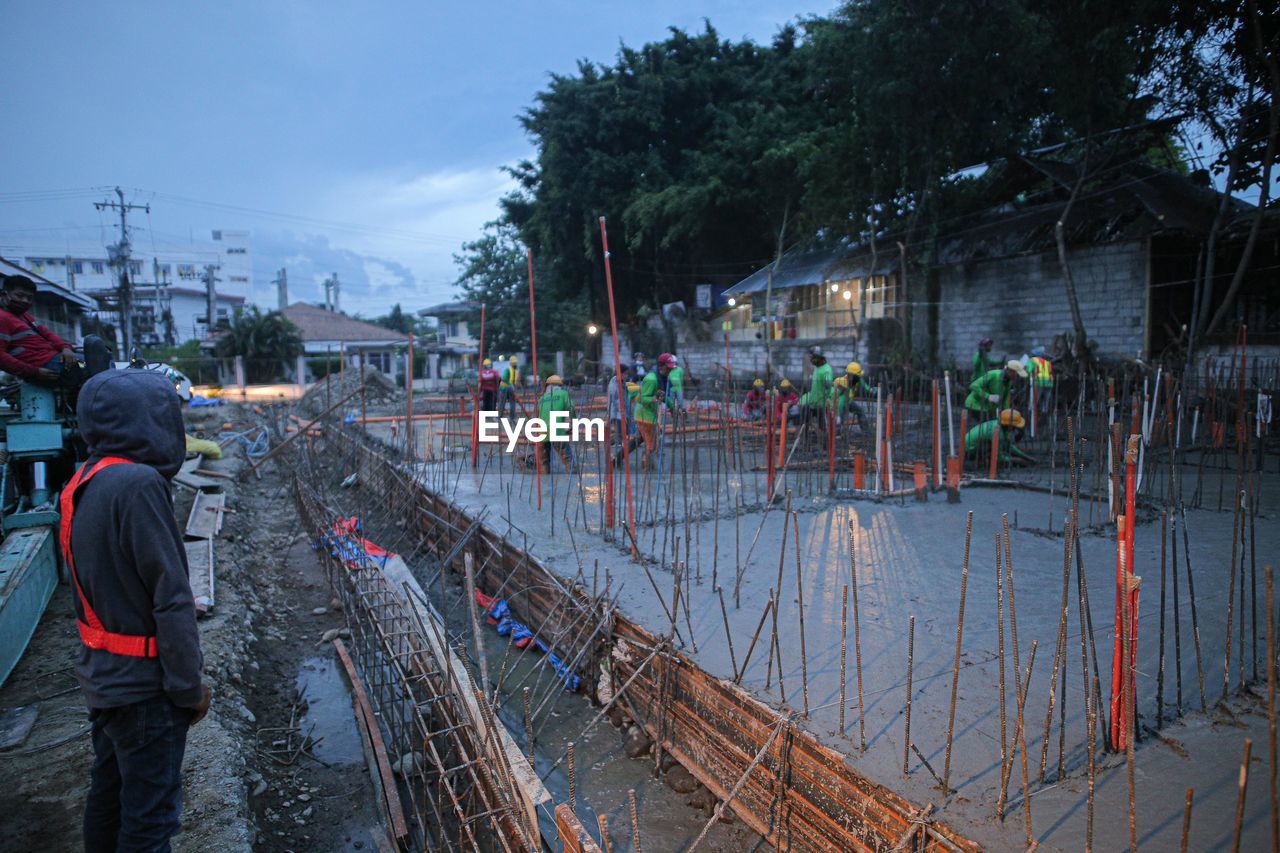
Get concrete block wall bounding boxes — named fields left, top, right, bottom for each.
left=674, top=337, right=858, bottom=385
left=923, top=241, right=1148, bottom=366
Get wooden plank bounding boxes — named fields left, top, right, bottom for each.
left=185, top=490, right=226, bottom=539
left=333, top=638, right=410, bottom=843
left=174, top=457, right=222, bottom=491
left=184, top=539, right=214, bottom=615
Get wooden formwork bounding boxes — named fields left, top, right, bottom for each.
left=611, top=617, right=976, bottom=852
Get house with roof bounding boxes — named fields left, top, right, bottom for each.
left=418, top=301, right=481, bottom=385
left=281, top=302, right=408, bottom=380
left=0, top=256, right=96, bottom=344
left=707, top=132, right=1276, bottom=375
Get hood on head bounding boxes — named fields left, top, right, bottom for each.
left=77, top=369, right=186, bottom=479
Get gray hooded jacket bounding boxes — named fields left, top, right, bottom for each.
left=70, top=369, right=203, bottom=709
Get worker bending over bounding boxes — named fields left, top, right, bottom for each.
left=965, top=359, right=1027, bottom=423
left=797, top=346, right=834, bottom=429
left=833, top=362, right=873, bottom=431
left=964, top=409, right=1037, bottom=465
left=537, top=374, right=576, bottom=472
left=742, top=378, right=767, bottom=420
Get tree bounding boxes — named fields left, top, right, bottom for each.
left=372, top=304, right=414, bottom=335
left=214, top=307, right=303, bottom=383
left=454, top=219, right=589, bottom=355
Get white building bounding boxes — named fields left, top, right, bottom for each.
left=18, top=230, right=253, bottom=341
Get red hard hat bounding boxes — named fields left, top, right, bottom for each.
left=657, top=353, right=676, bottom=368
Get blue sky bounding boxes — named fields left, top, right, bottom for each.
left=0, top=1, right=833, bottom=316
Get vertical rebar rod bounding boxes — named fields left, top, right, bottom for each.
left=903, top=615, right=915, bottom=777
left=628, top=789, right=642, bottom=853
left=942, top=511, right=972, bottom=793
left=1232, top=739, right=1253, bottom=853
left=850, top=519, right=867, bottom=751
left=793, top=511, right=809, bottom=718
left=839, top=583, right=849, bottom=735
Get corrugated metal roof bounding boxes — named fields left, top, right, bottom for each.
left=723, top=247, right=898, bottom=296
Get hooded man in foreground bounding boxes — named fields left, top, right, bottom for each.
left=66, top=369, right=210, bottom=852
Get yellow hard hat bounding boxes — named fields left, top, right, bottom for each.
left=846, top=361, right=862, bottom=376
left=545, top=374, right=563, bottom=386
left=482, top=358, right=492, bottom=367
left=835, top=375, right=849, bottom=389
left=999, top=409, right=1026, bottom=429
left=780, top=379, right=793, bottom=389
left=626, top=382, right=640, bottom=392
left=752, top=378, right=764, bottom=388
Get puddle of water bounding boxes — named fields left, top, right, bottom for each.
left=296, top=655, right=364, bottom=766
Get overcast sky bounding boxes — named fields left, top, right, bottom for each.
left=0, top=1, right=832, bottom=316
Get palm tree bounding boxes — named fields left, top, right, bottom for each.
left=214, top=307, right=303, bottom=383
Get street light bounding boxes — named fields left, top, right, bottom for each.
left=727, top=297, right=737, bottom=307
left=587, top=323, right=599, bottom=336
left=842, top=290, right=853, bottom=300
left=831, top=283, right=840, bottom=292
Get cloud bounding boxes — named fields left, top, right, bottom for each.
left=311, top=163, right=522, bottom=299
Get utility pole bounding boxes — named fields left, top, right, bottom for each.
left=202, top=265, right=220, bottom=337
left=322, top=272, right=340, bottom=312
left=95, top=186, right=149, bottom=357
left=274, top=267, right=288, bottom=311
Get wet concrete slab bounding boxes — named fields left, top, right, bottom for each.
left=367, top=423, right=1280, bottom=850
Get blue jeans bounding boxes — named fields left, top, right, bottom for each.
left=84, top=696, right=191, bottom=853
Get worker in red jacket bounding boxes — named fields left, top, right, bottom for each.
left=478, top=358, right=501, bottom=412
left=0, top=275, right=77, bottom=383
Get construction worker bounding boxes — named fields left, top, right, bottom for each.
left=69, top=370, right=210, bottom=851
left=774, top=378, right=799, bottom=423
left=964, top=409, right=1037, bottom=465
left=0, top=274, right=80, bottom=385
left=665, top=354, right=686, bottom=414
left=1027, top=346, right=1054, bottom=416
left=633, top=353, right=676, bottom=469
left=537, top=374, right=576, bottom=471
left=797, top=346, right=833, bottom=429
left=972, top=337, right=995, bottom=381
left=478, top=358, right=500, bottom=412
left=834, top=362, right=873, bottom=431
left=742, top=378, right=767, bottom=420
left=499, top=355, right=520, bottom=419
left=606, top=364, right=632, bottom=444
left=965, top=359, right=1027, bottom=422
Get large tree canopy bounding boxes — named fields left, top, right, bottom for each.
left=464, top=1, right=1273, bottom=342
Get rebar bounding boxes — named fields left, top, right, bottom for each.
left=942, top=511, right=971, bottom=793
left=903, top=615, right=915, bottom=778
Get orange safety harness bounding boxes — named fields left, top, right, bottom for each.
left=58, top=456, right=159, bottom=658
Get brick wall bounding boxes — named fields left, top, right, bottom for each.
left=918, top=241, right=1149, bottom=366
